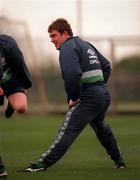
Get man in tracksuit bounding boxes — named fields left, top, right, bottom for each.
left=24, top=18, right=125, bottom=172
left=0, top=34, right=32, bottom=177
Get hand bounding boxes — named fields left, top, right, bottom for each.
left=0, top=87, right=4, bottom=96
left=68, top=99, right=80, bottom=108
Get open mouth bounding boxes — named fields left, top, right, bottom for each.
left=54, top=43, right=57, bottom=47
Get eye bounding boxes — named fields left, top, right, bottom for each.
left=50, top=34, right=55, bottom=38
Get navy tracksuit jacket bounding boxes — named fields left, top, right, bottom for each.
left=0, top=34, right=32, bottom=105
left=0, top=34, right=32, bottom=89
left=39, top=36, right=122, bottom=167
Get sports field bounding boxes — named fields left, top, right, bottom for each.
left=0, top=115, right=140, bottom=180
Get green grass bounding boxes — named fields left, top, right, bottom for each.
left=0, top=115, right=140, bottom=180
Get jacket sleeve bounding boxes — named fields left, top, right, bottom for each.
left=5, top=37, right=32, bottom=89
left=0, top=51, right=4, bottom=106
left=95, top=49, right=111, bottom=83
left=0, top=52, right=3, bottom=80
left=87, top=42, right=111, bottom=83
left=59, top=44, right=82, bottom=102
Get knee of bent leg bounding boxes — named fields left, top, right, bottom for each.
left=15, top=104, right=27, bottom=113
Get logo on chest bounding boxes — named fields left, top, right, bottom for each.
left=87, top=49, right=99, bottom=64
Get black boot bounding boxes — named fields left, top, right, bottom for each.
left=5, top=102, right=14, bottom=118
left=114, top=156, right=125, bottom=168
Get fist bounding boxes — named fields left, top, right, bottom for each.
left=68, top=99, right=80, bottom=108
left=0, top=87, right=4, bottom=96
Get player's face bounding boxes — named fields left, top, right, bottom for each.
left=49, top=30, right=70, bottom=49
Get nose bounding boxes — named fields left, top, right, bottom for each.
left=51, top=38, right=54, bottom=43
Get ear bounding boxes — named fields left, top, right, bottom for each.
left=63, top=31, right=69, bottom=36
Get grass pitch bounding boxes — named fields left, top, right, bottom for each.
left=0, top=114, right=140, bottom=180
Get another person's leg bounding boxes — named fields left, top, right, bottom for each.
left=7, top=92, right=27, bottom=114
left=5, top=92, right=27, bottom=118
left=2, top=78, right=28, bottom=118
left=0, top=156, right=7, bottom=177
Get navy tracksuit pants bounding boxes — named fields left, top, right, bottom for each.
left=39, top=98, right=121, bottom=167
